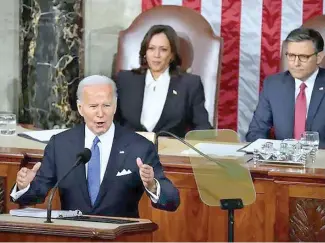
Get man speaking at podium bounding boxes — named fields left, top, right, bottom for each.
left=10, top=75, right=180, bottom=218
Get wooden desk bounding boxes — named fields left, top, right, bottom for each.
left=0, top=214, right=157, bottom=241
left=0, top=131, right=325, bottom=241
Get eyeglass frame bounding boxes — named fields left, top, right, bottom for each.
left=285, top=52, right=318, bottom=62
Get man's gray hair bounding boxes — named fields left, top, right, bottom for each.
left=76, top=75, right=117, bottom=102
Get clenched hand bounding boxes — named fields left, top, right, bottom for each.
left=136, top=158, right=156, bottom=193
left=16, top=162, right=41, bottom=190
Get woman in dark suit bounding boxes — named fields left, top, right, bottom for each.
left=114, top=24, right=212, bottom=137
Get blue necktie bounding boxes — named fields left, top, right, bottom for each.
left=87, top=136, right=100, bottom=206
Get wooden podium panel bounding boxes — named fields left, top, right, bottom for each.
left=0, top=214, right=157, bottom=241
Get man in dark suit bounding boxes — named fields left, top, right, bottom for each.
left=246, top=27, right=325, bottom=148
left=11, top=75, right=180, bottom=218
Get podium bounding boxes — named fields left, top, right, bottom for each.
left=2, top=127, right=325, bottom=241
left=0, top=214, right=157, bottom=241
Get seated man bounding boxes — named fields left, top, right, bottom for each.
left=246, top=27, right=325, bottom=148
left=11, top=75, right=180, bottom=218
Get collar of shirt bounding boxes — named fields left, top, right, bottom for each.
left=84, top=123, right=115, bottom=182
left=294, top=68, right=318, bottom=95
left=141, top=68, right=171, bottom=131
left=85, top=123, right=115, bottom=148
left=294, top=68, right=319, bottom=113
left=145, top=67, right=170, bottom=88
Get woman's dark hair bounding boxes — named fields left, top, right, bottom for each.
left=132, top=25, right=183, bottom=76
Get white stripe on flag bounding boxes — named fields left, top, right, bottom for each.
left=201, top=0, right=222, bottom=126
left=280, top=0, right=303, bottom=46
left=201, top=0, right=222, bottom=36
left=323, top=0, right=325, bottom=13
left=238, top=0, right=263, bottom=141
left=162, top=0, right=182, bottom=5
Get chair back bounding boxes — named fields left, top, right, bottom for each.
left=114, top=5, right=223, bottom=126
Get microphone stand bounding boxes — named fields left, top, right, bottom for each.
left=45, top=150, right=90, bottom=223
left=45, top=163, right=79, bottom=223
left=154, top=131, right=226, bottom=168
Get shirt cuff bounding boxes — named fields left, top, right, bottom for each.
left=10, top=184, right=30, bottom=201
left=145, top=178, right=161, bottom=203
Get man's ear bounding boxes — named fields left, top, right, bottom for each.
left=77, top=100, right=84, bottom=117
left=113, top=98, right=117, bottom=115
left=317, top=51, right=325, bottom=65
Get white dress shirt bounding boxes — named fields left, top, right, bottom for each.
left=140, top=68, right=170, bottom=132
left=84, top=123, right=115, bottom=183
left=294, top=68, right=318, bottom=115
left=11, top=123, right=160, bottom=203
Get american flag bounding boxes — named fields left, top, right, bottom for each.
left=141, top=0, right=325, bottom=140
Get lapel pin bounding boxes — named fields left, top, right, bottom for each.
left=119, top=151, right=125, bottom=154
left=319, top=87, right=324, bottom=90
left=173, top=90, right=177, bottom=95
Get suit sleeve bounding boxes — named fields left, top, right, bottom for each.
left=246, top=78, right=273, bottom=141
left=189, top=76, right=213, bottom=129
left=11, top=136, right=57, bottom=205
left=141, top=142, right=180, bottom=211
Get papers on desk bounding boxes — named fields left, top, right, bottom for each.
left=181, top=143, right=245, bottom=157
left=17, top=129, right=68, bottom=143
left=238, top=139, right=286, bottom=153
left=9, top=207, right=82, bottom=218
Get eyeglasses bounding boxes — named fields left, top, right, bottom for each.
left=285, top=52, right=318, bottom=62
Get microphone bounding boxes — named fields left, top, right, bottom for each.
left=45, top=148, right=92, bottom=223
left=154, top=131, right=226, bottom=168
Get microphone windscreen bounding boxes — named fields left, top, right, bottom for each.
left=77, top=148, right=92, bottom=164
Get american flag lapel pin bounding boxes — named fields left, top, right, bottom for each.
left=173, top=90, right=177, bottom=95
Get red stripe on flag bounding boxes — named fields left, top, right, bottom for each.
left=217, top=0, right=241, bottom=131
left=303, top=0, right=323, bottom=22
left=259, top=0, right=282, bottom=91
left=142, top=0, right=162, bottom=11
left=182, top=0, right=201, bottom=12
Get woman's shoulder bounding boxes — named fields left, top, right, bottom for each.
left=116, top=69, right=144, bottom=82
left=178, top=72, right=202, bottom=85
left=116, top=69, right=135, bottom=78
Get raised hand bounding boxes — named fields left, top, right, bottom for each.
left=136, top=158, right=156, bottom=193
left=16, top=162, right=41, bottom=190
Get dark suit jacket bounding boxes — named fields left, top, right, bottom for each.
left=114, top=70, right=212, bottom=137
left=12, top=123, right=180, bottom=218
left=246, top=68, right=325, bottom=149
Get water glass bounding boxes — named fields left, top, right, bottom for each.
left=291, top=143, right=303, bottom=162
left=283, top=139, right=298, bottom=146
left=253, top=149, right=260, bottom=164
left=303, top=131, right=319, bottom=150
left=273, top=142, right=288, bottom=161
left=0, top=113, right=16, bottom=135
left=260, top=142, right=273, bottom=160
left=301, top=131, right=319, bottom=151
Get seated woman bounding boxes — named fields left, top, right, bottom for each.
left=114, top=24, right=212, bottom=137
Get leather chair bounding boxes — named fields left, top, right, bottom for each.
left=280, top=15, right=325, bottom=71
left=114, top=5, right=223, bottom=127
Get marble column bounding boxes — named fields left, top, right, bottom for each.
left=19, top=0, right=83, bottom=129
